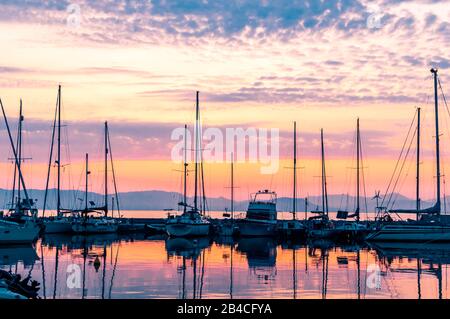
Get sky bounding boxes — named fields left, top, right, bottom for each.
left=0, top=0, right=450, bottom=205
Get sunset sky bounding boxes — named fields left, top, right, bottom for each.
left=1, top=0, right=450, bottom=205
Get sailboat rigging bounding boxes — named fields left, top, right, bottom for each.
left=42, top=85, right=77, bottom=233
left=367, top=68, right=450, bottom=242
left=71, top=123, right=119, bottom=234
left=166, top=91, right=211, bottom=237
left=0, top=98, right=40, bottom=243
left=279, top=121, right=306, bottom=238
left=307, top=129, right=334, bottom=239
left=217, top=153, right=239, bottom=236
left=333, top=118, right=369, bottom=241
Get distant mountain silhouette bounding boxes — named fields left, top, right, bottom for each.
left=0, top=188, right=437, bottom=213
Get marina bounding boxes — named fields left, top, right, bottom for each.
left=2, top=68, right=450, bottom=298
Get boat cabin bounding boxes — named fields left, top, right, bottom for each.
left=245, top=190, right=277, bottom=221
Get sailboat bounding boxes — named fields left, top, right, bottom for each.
left=0, top=99, right=41, bottom=243
left=306, top=129, right=335, bottom=239
left=217, top=153, right=239, bottom=237
left=166, top=92, right=211, bottom=237
left=0, top=219, right=40, bottom=244
left=42, top=86, right=76, bottom=233
left=1, top=100, right=40, bottom=226
left=279, top=121, right=306, bottom=238
left=367, top=68, right=450, bottom=242
left=71, top=151, right=118, bottom=234
left=333, top=118, right=369, bottom=241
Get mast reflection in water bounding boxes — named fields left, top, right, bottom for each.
left=2, top=234, right=450, bottom=299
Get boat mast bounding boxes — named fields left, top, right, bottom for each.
left=416, top=107, right=421, bottom=218
left=104, top=121, right=108, bottom=217
left=57, top=85, right=61, bottom=216
left=321, top=129, right=329, bottom=216
left=293, top=121, right=297, bottom=220
left=201, top=160, right=207, bottom=215
left=293, top=247, right=297, bottom=299
left=305, top=197, right=308, bottom=220
left=0, top=99, right=31, bottom=208
left=431, top=68, right=441, bottom=215
left=43, top=87, right=59, bottom=218
left=17, top=99, right=23, bottom=208
left=356, top=118, right=360, bottom=222
left=231, top=152, right=234, bottom=220
left=11, top=103, right=21, bottom=208
left=194, top=91, right=199, bottom=213
left=85, top=153, right=89, bottom=213
left=107, top=125, right=121, bottom=217
left=183, top=124, right=188, bottom=214
left=229, top=243, right=234, bottom=299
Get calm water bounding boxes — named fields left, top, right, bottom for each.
left=105, top=210, right=419, bottom=221
left=2, top=233, right=450, bottom=299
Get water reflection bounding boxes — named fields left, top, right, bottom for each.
left=0, top=245, right=39, bottom=267
left=2, top=235, right=450, bottom=299
left=236, top=238, right=277, bottom=283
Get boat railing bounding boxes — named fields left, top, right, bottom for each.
left=250, top=190, right=277, bottom=204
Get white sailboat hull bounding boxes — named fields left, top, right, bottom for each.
left=0, top=221, right=40, bottom=244
left=366, top=223, right=450, bottom=242
left=166, top=223, right=210, bottom=237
